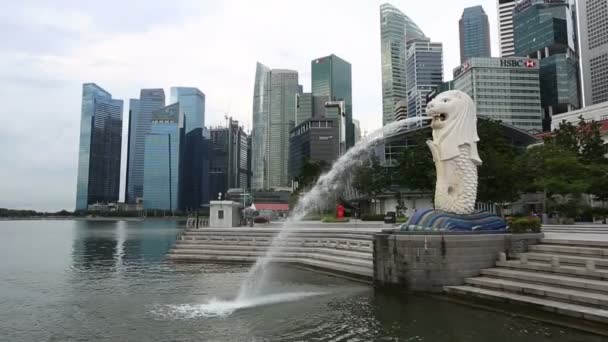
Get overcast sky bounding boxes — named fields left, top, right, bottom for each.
left=0, top=0, right=500, bottom=211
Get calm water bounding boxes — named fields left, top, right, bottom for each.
left=0, top=220, right=602, bottom=342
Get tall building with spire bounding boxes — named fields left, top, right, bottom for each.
left=380, top=3, right=426, bottom=126
left=251, top=62, right=299, bottom=190
left=75, top=83, right=123, bottom=210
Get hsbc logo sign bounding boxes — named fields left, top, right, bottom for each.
left=500, top=59, right=536, bottom=68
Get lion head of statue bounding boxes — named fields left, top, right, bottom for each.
left=426, top=90, right=481, bottom=165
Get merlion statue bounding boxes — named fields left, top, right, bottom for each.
left=426, top=90, right=481, bottom=215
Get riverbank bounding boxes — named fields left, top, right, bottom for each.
left=0, top=216, right=186, bottom=221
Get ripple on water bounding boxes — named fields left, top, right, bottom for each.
left=150, top=291, right=326, bottom=319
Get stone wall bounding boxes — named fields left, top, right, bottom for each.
left=373, top=231, right=542, bottom=292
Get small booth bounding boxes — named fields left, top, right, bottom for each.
left=209, top=201, right=242, bottom=228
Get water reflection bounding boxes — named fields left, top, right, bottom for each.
left=71, top=220, right=182, bottom=271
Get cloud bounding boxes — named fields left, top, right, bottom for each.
left=0, top=0, right=500, bottom=211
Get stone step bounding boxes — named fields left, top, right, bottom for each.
left=480, top=268, right=608, bottom=294
left=171, top=244, right=373, bottom=260
left=496, top=260, right=608, bottom=280
left=522, top=252, right=608, bottom=269
left=182, top=231, right=375, bottom=240
left=174, top=239, right=373, bottom=251
left=529, top=244, right=608, bottom=258
left=166, top=254, right=373, bottom=279
left=168, top=249, right=373, bottom=268
left=444, top=285, right=608, bottom=324
left=540, top=238, right=608, bottom=248
left=465, top=277, right=608, bottom=309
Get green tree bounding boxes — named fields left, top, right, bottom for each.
left=394, top=130, right=435, bottom=192
left=578, top=119, right=608, bottom=165
left=352, top=154, right=392, bottom=213
left=476, top=120, right=523, bottom=215
left=296, top=159, right=329, bottom=190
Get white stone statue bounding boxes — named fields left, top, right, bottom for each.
left=426, top=90, right=482, bottom=215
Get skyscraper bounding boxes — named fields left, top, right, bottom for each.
left=170, top=87, right=210, bottom=210
left=209, top=118, right=250, bottom=200
left=513, top=0, right=580, bottom=131
left=577, top=0, right=608, bottom=106
left=497, top=0, right=516, bottom=57
left=380, top=3, right=426, bottom=126
left=406, top=39, right=444, bottom=119
left=75, top=83, right=123, bottom=210
left=143, top=103, right=185, bottom=211
left=453, top=57, right=543, bottom=132
left=459, top=5, right=491, bottom=63
left=125, top=89, right=165, bottom=204
left=311, top=54, right=354, bottom=148
left=251, top=62, right=299, bottom=190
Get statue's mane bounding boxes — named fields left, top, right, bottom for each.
left=432, top=90, right=481, bottom=165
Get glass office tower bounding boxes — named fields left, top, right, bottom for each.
left=459, top=5, right=491, bottom=63
left=513, top=0, right=580, bottom=131
left=251, top=62, right=299, bottom=190
left=406, top=39, right=444, bottom=119
left=311, top=54, right=354, bottom=149
left=125, top=89, right=165, bottom=204
left=380, top=3, right=427, bottom=125
left=143, top=103, right=185, bottom=211
left=170, top=87, right=209, bottom=210
left=75, top=83, right=123, bottom=210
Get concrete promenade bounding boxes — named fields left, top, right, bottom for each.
left=445, top=224, right=608, bottom=328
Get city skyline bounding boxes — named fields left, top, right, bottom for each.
left=1, top=0, right=511, bottom=211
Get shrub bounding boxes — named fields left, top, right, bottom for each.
left=509, top=216, right=541, bottom=233
left=321, top=215, right=350, bottom=223
left=396, top=216, right=409, bottom=223
left=300, top=214, right=322, bottom=221
left=361, top=214, right=386, bottom=221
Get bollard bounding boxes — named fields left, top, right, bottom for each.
left=551, top=256, right=560, bottom=268
left=586, top=259, right=596, bottom=271
left=520, top=254, right=528, bottom=264
left=499, top=252, right=507, bottom=262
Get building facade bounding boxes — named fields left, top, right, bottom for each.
left=251, top=62, right=299, bottom=190
left=209, top=118, right=250, bottom=200
left=170, top=87, right=210, bottom=210
left=513, top=0, right=580, bottom=131
left=453, top=57, right=543, bottom=132
left=288, top=101, right=345, bottom=183
left=578, top=0, right=608, bottom=106
left=380, top=3, right=427, bottom=126
left=143, top=103, right=185, bottom=211
left=406, top=39, right=444, bottom=119
left=497, top=0, right=517, bottom=57
left=125, top=89, right=165, bottom=204
left=75, top=83, right=123, bottom=210
left=312, top=54, right=354, bottom=149
left=459, top=5, right=491, bottom=63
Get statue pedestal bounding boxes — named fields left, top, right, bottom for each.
left=402, top=209, right=506, bottom=232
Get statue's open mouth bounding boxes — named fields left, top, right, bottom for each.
left=431, top=113, right=447, bottom=122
